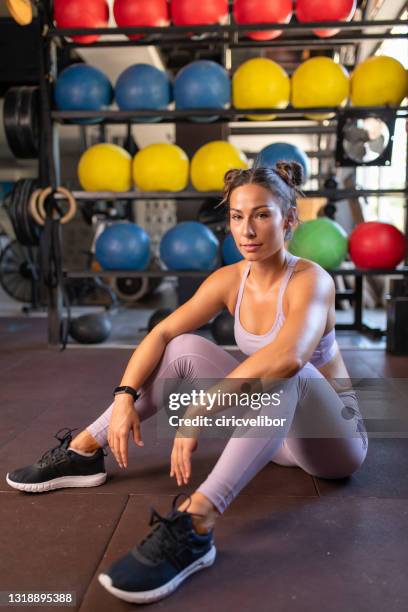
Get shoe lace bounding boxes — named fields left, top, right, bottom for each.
left=37, top=427, right=79, bottom=468
left=136, top=493, right=205, bottom=564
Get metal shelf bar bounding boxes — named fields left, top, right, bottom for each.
left=48, top=19, right=407, bottom=38
left=55, top=188, right=408, bottom=201
left=51, top=106, right=408, bottom=124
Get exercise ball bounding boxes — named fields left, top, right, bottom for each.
left=55, top=64, right=113, bottom=124
left=349, top=222, right=406, bottom=269
left=113, top=0, right=169, bottom=40
left=54, top=0, right=109, bottom=44
left=291, top=57, right=350, bottom=120
left=147, top=308, right=173, bottom=332
left=115, top=64, right=171, bottom=116
left=174, top=60, right=230, bottom=122
left=191, top=141, right=248, bottom=192
left=78, top=144, right=132, bottom=192
left=221, top=233, right=243, bottom=265
left=69, top=312, right=112, bottom=344
left=211, top=310, right=235, bottom=345
left=351, top=56, right=408, bottom=107
left=160, top=221, right=219, bottom=270
left=288, top=218, right=348, bottom=269
left=296, top=0, right=356, bottom=38
left=95, top=222, right=150, bottom=270
left=232, top=58, right=290, bottom=120
left=133, top=143, right=189, bottom=191
left=233, top=0, right=292, bottom=41
left=171, top=0, right=228, bottom=25
left=257, top=143, right=310, bottom=184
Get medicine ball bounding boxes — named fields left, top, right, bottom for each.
left=296, top=0, right=356, bottom=38
left=69, top=312, right=112, bottom=344
left=115, top=64, right=172, bottom=113
left=174, top=60, right=230, bottom=122
left=160, top=221, right=219, bottom=270
left=113, top=0, right=170, bottom=40
left=147, top=308, right=173, bottom=332
left=54, top=0, right=109, bottom=44
left=350, top=56, right=408, bottom=107
left=191, top=141, right=248, bottom=192
left=288, top=218, right=348, bottom=269
left=291, top=57, right=350, bottom=120
left=211, top=310, right=235, bottom=345
left=95, top=222, right=151, bottom=271
left=233, top=0, right=293, bottom=41
left=78, top=143, right=132, bottom=192
left=349, top=222, right=406, bottom=269
left=232, top=58, right=290, bottom=121
left=132, top=143, right=189, bottom=191
left=256, top=143, right=310, bottom=184
left=171, top=0, right=228, bottom=25
left=55, top=64, right=113, bottom=124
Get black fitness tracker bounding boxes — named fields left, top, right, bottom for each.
left=113, top=386, right=140, bottom=401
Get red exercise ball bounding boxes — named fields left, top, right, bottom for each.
left=54, top=0, right=109, bottom=44
left=349, top=222, right=407, bottom=270
left=234, top=0, right=293, bottom=41
left=296, top=0, right=356, bottom=38
left=171, top=0, right=229, bottom=26
left=113, top=0, right=169, bottom=41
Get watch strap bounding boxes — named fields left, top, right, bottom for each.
left=113, top=386, right=140, bottom=401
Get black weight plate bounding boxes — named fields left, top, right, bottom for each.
left=17, top=87, right=40, bottom=158
left=3, top=87, right=24, bottom=158
left=3, top=87, right=40, bottom=159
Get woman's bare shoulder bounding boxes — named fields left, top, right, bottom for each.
left=291, top=257, right=335, bottom=293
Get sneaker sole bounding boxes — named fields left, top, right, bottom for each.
left=5, top=472, right=107, bottom=493
left=98, top=545, right=216, bottom=604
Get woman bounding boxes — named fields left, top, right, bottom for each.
left=6, top=163, right=368, bottom=604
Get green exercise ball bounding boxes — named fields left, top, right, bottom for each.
left=288, top=218, right=348, bottom=269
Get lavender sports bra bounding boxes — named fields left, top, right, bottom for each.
left=234, top=254, right=337, bottom=368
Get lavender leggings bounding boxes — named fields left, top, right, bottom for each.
left=86, top=333, right=368, bottom=514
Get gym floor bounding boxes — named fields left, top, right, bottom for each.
left=1, top=314, right=407, bottom=611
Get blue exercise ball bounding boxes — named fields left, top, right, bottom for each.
left=55, top=64, right=113, bottom=124
left=256, top=142, right=311, bottom=183
left=95, top=222, right=151, bottom=271
left=221, top=233, right=243, bottom=265
left=174, top=60, right=230, bottom=123
left=115, top=64, right=172, bottom=123
left=160, top=221, right=219, bottom=270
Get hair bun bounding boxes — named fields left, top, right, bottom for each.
left=275, top=161, right=303, bottom=188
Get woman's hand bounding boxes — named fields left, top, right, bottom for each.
left=170, top=435, right=198, bottom=486
left=107, top=395, right=144, bottom=469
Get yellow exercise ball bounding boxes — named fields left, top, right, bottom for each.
left=133, top=143, right=189, bottom=192
left=78, top=143, right=132, bottom=192
left=232, top=58, right=290, bottom=121
left=351, top=56, right=408, bottom=106
left=292, top=57, right=350, bottom=120
left=191, top=141, right=248, bottom=192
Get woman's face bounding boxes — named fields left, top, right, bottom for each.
left=228, top=183, right=289, bottom=261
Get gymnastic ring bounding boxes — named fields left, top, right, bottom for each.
left=37, top=186, right=77, bottom=225
left=28, top=188, right=46, bottom=226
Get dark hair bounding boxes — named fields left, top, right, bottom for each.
left=216, top=162, right=303, bottom=240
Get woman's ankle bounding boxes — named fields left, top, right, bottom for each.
left=178, top=492, right=220, bottom=534
left=69, top=430, right=101, bottom=453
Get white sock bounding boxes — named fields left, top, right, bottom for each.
left=69, top=447, right=97, bottom=457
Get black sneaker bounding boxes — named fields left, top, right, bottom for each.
left=98, top=493, right=216, bottom=604
left=6, top=428, right=107, bottom=493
